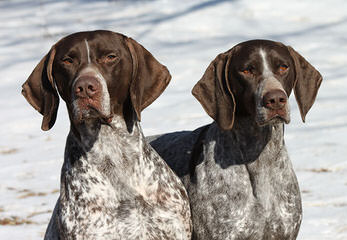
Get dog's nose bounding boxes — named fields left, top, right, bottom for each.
left=74, top=77, right=101, bottom=98
left=263, top=90, right=287, bottom=110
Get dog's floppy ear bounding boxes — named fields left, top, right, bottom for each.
left=287, top=46, right=322, bottom=122
left=125, top=37, right=171, bottom=121
left=192, top=50, right=236, bottom=130
left=21, top=47, right=59, bottom=131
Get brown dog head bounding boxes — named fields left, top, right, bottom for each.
left=192, top=40, right=322, bottom=130
left=22, top=30, right=171, bottom=131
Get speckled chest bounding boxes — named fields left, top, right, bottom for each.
left=57, top=122, right=191, bottom=240
left=187, top=125, right=302, bottom=240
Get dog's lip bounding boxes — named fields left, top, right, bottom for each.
left=257, top=112, right=290, bottom=126
left=87, top=105, right=113, bottom=123
left=270, top=115, right=290, bottom=124
left=73, top=98, right=113, bottom=123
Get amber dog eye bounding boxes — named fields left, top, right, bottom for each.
left=241, top=66, right=254, bottom=75
left=62, top=57, right=73, bottom=64
left=279, top=64, right=288, bottom=72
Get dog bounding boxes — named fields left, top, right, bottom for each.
left=149, top=40, right=322, bottom=240
left=22, top=30, right=192, bottom=240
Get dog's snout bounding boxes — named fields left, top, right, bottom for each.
left=263, top=90, right=287, bottom=110
left=74, top=77, right=101, bottom=98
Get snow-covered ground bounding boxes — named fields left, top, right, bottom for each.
left=0, top=0, right=346, bottom=239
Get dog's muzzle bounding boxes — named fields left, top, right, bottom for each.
left=71, top=68, right=112, bottom=123
left=261, top=89, right=290, bottom=124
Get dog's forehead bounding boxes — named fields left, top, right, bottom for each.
left=235, top=40, right=289, bottom=59
left=55, top=30, right=125, bottom=54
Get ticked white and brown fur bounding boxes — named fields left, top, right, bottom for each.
left=22, top=30, right=192, bottom=240
left=150, top=40, right=322, bottom=240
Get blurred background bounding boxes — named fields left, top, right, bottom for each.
left=0, top=0, right=347, bottom=239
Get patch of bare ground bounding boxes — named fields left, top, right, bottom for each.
left=333, top=202, right=347, bottom=207
left=0, top=216, right=36, bottom=225
left=27, top=210, right=52, bottom=218
left=6, top=187, right=59, bottom=199
left=0, top=208, right=52, bottom=226
left=0, top=147, right=18, bottom=155
left=307, top=168, right=331, bottom=173
left=301, top=189, right=311, bottom=194
left=18, top=190, right=48, bottom=199
left=338, top=225, right=347, bottom=233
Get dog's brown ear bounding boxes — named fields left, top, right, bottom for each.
left=192, top=50, right=235, bottom=130
left=125, top=37, right=171, bottom=121
left=21, top=47, right=59, bottom=131
left=287, top=46, right=322, bottom=122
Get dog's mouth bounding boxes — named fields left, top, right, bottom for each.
left=256, top=109, right=290, bottom=126
left=87, top=105, right=113, bottom=123
left=73, top=98, right=113, bottom=124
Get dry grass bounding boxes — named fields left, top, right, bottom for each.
left=51, top=189, right=59, bottom=194
left=301, top=189, right=311, bottom=194
left=338, top=225, right=347, bottom=233
left=0, top=216, right=36, bottom=226
left=0, top=148, right=18, bottom=155
left=18, top=191, right=48, bottom=199
left=27, top=210, right=52, bottom=218
left=6, top=187, right=59, bottom=199
left=307, top=168, right=331, bottom=173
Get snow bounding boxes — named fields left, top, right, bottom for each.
left=0, top=0, right=346, bottom=239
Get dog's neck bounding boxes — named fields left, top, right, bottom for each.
left=63, top=115, right=146, bottom=179
left=228, top=116, right=284, bottom=147
left=61, top=114, right=160, bottom=204
left=210, top=116, right=285, bottom=166
left=75, top=115, right=140, bottom=149
left=59, top=116, right=188, bottom=237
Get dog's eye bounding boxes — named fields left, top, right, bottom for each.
left=62, top=57, right=73, bottom=65
left=105, top=54, right=118, bottom=62
left=279, top=64, right=288, bottom=72
left=241, top=66, right=254, bottom=75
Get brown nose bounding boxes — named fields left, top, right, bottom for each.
left=263, top=90, right=287, bottom=110
left=74, top=77, right=101, bottom=98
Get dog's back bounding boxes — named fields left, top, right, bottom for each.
left=149, top=126, right=206, bottom=179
